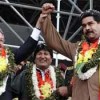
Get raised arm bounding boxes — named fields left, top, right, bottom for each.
left=14, top=27, right=41, bottom=64
left=37, top=3, right=77, bottom=60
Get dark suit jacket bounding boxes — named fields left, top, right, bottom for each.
left=14, top=36, right=38, bottom=64
left=0, top=36, right=38, bottom=100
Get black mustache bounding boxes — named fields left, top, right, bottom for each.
left=85, top=31, right=93, bottom=34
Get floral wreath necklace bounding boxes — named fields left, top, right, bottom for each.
left=25, top=63, right=65, bottom=100
left=27, top=64, right=56, bottom=100
left=0, top=47, right=15, bottom=95
left=74, top=39, right=100, bottom=80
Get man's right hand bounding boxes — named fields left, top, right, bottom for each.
left=57, top=86, right=68, bottom=97
left=36, top=13, right=48, bottom=29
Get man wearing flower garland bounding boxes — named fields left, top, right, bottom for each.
left=0, top=24, right=42, bottom=99
left=18, top=43, right=68, bottom=100
left=34, top=3, right=100, bottom=100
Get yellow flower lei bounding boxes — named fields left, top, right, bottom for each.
left=0, top=48, right=15, bottom=86
left=0, top=56, right=8, bottom=72
left=40, top=82, right=52, bottom=99
left=75, top=40, right=100, bottom=74
left=25, top=63, right=65, bottom=100
left=77, top=48, right=97, bottom=64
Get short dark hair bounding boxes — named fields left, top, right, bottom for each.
left=80, top=10, right=100, bottom=23
left=33, top=43, right=53, bottom=61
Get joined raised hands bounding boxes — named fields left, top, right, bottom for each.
left=36, top=3, right=55, bottom=29
left=42, top=3, right=55, bottom=14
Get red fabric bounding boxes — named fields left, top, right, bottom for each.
left=81, top=40, right=98, bottom=55
left=37, top=70, right=53, bottom=88
left=36, top=70, right=53, bottom=96
left=0, top=48, right=6, bottom=57
left=99, top=90, right=100, bottom=100
left=36, top=70, right=53, bottom=99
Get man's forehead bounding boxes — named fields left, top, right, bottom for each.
left=82, top=16, right=95, bottom=24
left=37, top=50, right=50, bottom=53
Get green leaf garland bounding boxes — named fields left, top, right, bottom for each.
left=25, top=64, right=66, bottom=100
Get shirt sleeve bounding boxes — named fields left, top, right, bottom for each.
left=30, top=28, right=41, bottom=41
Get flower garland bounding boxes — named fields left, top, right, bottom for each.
left=0, top=48, right=8, bottom=86
left=25, top=63, right=65, bottom=100
left=0, top=47, right=15, bottom=94
left=33, top=65, right=56, bottom=99
left=74, top=39, right=100, bottom=80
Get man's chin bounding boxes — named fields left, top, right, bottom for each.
left=87, top=37, right=98, bottom=42
left=0, top=47, right=2, bottom=51
left=38, top=65, right=48, bottom=70
left=40, top=65, right=45, bottom=67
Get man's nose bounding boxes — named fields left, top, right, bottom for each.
left=41, top=54, right=45, bottom=58
left=85, top=25, right=90, bottom=30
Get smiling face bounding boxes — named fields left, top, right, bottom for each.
left=34, top=50, right=52, bottom=70
left=82, top=16, right=100, bottom=42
